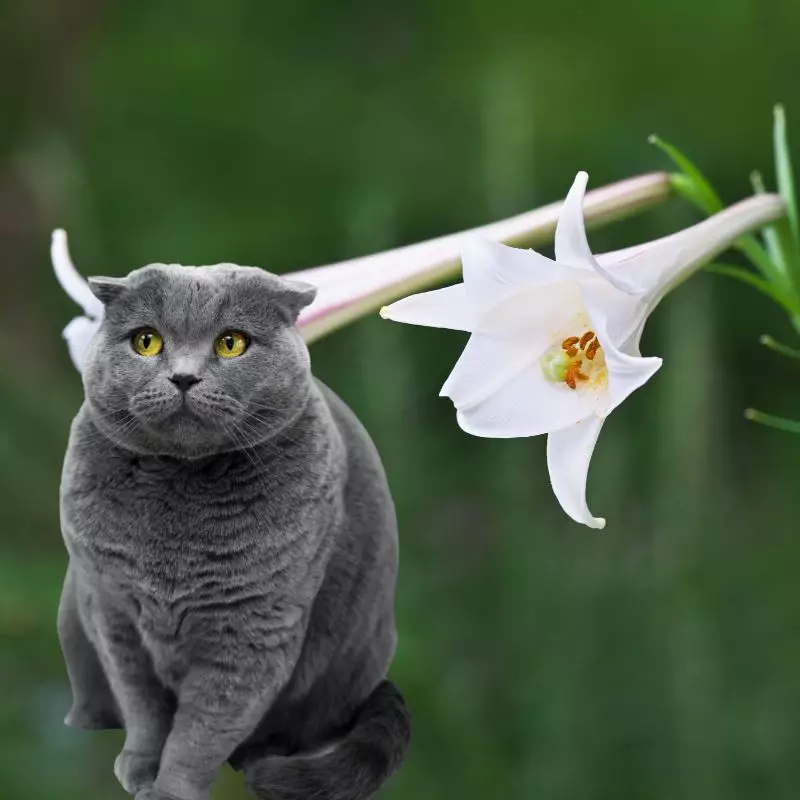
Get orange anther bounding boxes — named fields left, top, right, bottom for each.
left=580, top=331, right=595, bottom=349
left=562, top=336, right=580, bottom=350
left=565, top=345, right=579, bottom=358
left=586, top=338, right=600, bottom=360
left=563, top=360, right=590, bottom=390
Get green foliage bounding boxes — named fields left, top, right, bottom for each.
left=652, top=110, right=800, bottom=433
left=773, top=105, right=800, bottom=270
left=649, top=135, right=723, bottom=215
left=760, top=334, right=800, bottom=361
left=704, top=263, right=800, bottom=316
left=744, top=409, right=800, bottom=433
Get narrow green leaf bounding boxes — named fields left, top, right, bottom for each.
left=705, top=262, right=800, bottom=315
left=750, top=170, right=786, bottom=271
left=774, top=104, right=800, bottom=260
left=732, top=236, right=789, bottom=288
left=668, top=173, right=719, bottom=217
left=649, top=134, right=724, bottom=215
left=744, top=408, right=800, bottom=434
left=759, top=334, right=800, bottom=360
left=751, top=170, right=768, bottom=193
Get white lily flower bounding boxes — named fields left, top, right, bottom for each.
left=381, top=173, right=784, bottom=528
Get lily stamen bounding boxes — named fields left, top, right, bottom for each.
left=564, top=360, right=590, bottom=390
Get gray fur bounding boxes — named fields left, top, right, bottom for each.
left=58, top=263, right=410, bottom=800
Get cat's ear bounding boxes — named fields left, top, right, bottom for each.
left=88, top=276, right=129, bottom=306
left=272, top=278, right=317, bottom=321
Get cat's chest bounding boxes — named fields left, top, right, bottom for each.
left=63, top=451, right=276, bottom=593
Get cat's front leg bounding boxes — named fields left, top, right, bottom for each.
left=89, top=601, right=174, bottom=796
left=144, top=635, right=303, bottom=800
left=58, top=562, right=121, bottom=729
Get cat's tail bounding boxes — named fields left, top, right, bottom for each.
left=245, top=680, right=411, bottom=800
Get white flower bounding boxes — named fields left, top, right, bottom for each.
left=381, top=172, right=784, bottom=528
left=51, top=230, right=105, bottom=372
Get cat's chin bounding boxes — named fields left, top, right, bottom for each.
left=137, top=411, right=235, bottom=459
left=110, top=429, right=240, bottom=461
left=88, top=406, right=231, bottom=460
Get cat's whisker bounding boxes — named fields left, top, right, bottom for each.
left=223, top=421, right=268, bottom=474
left=241, top=412, right=305, bottom=447
left=248, top=397, right=298, bottom=412
left=233, top=418, right=300, bottom=468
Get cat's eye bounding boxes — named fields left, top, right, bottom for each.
left=132, top=328, right=164, bottom=357
left=215, top=331, right=248, bottom=359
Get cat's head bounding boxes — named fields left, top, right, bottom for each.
left=82, top=263, right=317, bottom=459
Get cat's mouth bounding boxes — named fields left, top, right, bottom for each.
left=169, top=401, right=205, bottom=424
left=123, top=387, right=247, bottom=452
left=137, top=399, right=207, bottom=431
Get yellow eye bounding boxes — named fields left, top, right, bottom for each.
left=215, top=331, right=248, bottom=358
left=132, top=328, right=164, bottom=357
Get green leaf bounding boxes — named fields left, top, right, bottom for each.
left=750, top=170, right=786, bottom=271
left=774, top=105, right=800, bottom=262
left=668, top=173, right=718, bottom=216
left=734, top=234, right=792, bottom=291
left=759, top=334, right=800, bottom=360
left=750, top=170, right=768, bottom=194
left=649, top=134, right=724, bottom=215
left=705, top=262, right=800, bottom=316
left=744, top=408, right=800, bottom=434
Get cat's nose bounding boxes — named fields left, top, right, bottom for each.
left=169, top=373, right=202, bottom=392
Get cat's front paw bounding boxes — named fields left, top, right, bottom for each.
left=114, top=750, right=161, bottom=796
left=65, top=703, right=122, bottom=730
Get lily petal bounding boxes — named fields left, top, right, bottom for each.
left=441, top=282, right=581, bottom=407
left=554, top=172, right=596, bottom=269
left=460, top=237, right=577, bottom=308
left=581, top=283, right=662, bottom=414
left=63, top=316, right=101, bottom=373
left=51, top=230, right=104, bottom=319
left=602, top=344, right=662, bottom=416
left=556, top=172, right=644, bottom=295
left=379, top=284, right=477, bottom=332
left=440, top=332, right=538, bottom=408
left=578, top=275, right=649, bottom=355
left=546, top=416, right=606, bottom=529
left=454, top=360, right=597, bottom=438
left=382, top=242, right=586, bottom=340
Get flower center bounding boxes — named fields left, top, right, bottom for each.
left=540, top=330, right=606, bottom=390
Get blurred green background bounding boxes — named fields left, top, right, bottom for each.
left=3, top=1, right=800, bottom=798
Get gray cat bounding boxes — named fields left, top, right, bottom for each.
left=57, top=262, right=411, bottom=800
